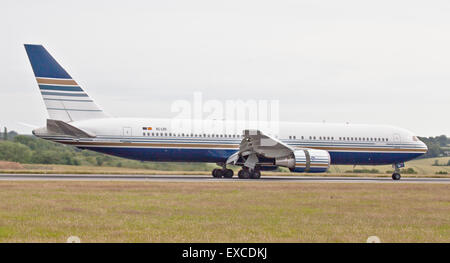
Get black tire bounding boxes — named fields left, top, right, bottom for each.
left=392, top=173, right=401, bottom=180
left=238, top=169, right=250, bottom=179
left=223, top=169, right=234, bottom=178
left=250, top=170, right=261, bottom=179
left=212, top=168, right=223, bottom=178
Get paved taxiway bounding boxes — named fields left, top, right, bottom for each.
left=0, top=174, right=449, bottom=183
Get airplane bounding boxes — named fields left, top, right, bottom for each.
left=24, top=44, right=428, bottom=180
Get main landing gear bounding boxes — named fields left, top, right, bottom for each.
left=237, top=168, right=261, bottom=179
left=392, top=163, right=404, bottom=181
left=212, top=168, right=234, bottom=178
left=211, top=167, right=261, bottom=179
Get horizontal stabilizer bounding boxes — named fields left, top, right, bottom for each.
left=33, top=119, right=95, bottom=138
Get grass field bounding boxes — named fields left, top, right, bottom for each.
left=0, top=181, right=448, bottom=242
left=1, top=156, right=449, bottom=178
left=329, top=156, right=450, bottom=175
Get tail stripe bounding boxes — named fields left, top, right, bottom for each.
left=41, top=91, right=89, bottom=97
left=39, top=85, right=84, bottom=92
left=36, top=77, right=78, bottom=86
left=46, top=108, right=103, bottom=112
left=43, top=98, right=93, bottom=102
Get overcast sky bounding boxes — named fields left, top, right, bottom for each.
left=1, top=0, right=449, bottom=136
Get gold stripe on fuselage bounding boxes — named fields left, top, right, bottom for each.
left=55, top=140, right=427, bottom=153
left=298, top=146, right=427, bottom=153
left=58, top=141, right=239, bottom=149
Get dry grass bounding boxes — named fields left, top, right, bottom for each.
left=0, top=161, right=24, bottom=170
left=1, top=157, right=449, bottom=178
left=0, top=163, right=212, bottom=175
left=0, top=181, right=448, bottom=243
left=330, top=156, right=450, bottom=176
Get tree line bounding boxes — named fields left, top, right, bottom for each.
left=418, top=135, right=449, bottom=158
left=0, top=131, right=212, bottom=171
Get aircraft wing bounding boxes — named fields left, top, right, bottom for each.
left=226, top=129, right=293, bottom=169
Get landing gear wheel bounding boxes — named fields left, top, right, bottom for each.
left=392, top=173, right=401, bottom=180
left=238, top=169, right=250, bottom=179
left=212, top=168, right=223, bottom=178
left=223, top=169, right=234, bottom=178
left=250, top=170, right=261, bottom=179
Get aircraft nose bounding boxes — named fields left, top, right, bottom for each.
left=420, top=140, right=428, bottom=152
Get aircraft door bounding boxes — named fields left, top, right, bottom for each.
left=392, top=133, right=402, bottom=150
left=123, top=127, right=132, bottom=137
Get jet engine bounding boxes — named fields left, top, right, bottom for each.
left=275, top=149, right=331, bottom=173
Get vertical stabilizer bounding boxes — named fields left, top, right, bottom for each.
left=24, top=44, right=108, bottom=122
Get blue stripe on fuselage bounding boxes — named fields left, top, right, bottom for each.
left=76, top=146, right=423, bottom=164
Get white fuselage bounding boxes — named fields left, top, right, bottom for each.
left=39, top=117, right=427, bottom=166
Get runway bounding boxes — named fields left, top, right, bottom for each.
left=0, top=174, right=449, bottom=183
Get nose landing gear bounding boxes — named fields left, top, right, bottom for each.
left=392, top=173, right=401, bottom=180
left=392, top=163, right=404, bottom=180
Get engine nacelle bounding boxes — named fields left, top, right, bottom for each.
left=275, top=149, right=331, bottom=173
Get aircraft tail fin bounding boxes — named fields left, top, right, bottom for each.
left=24, top=44, right=109, bottom=122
